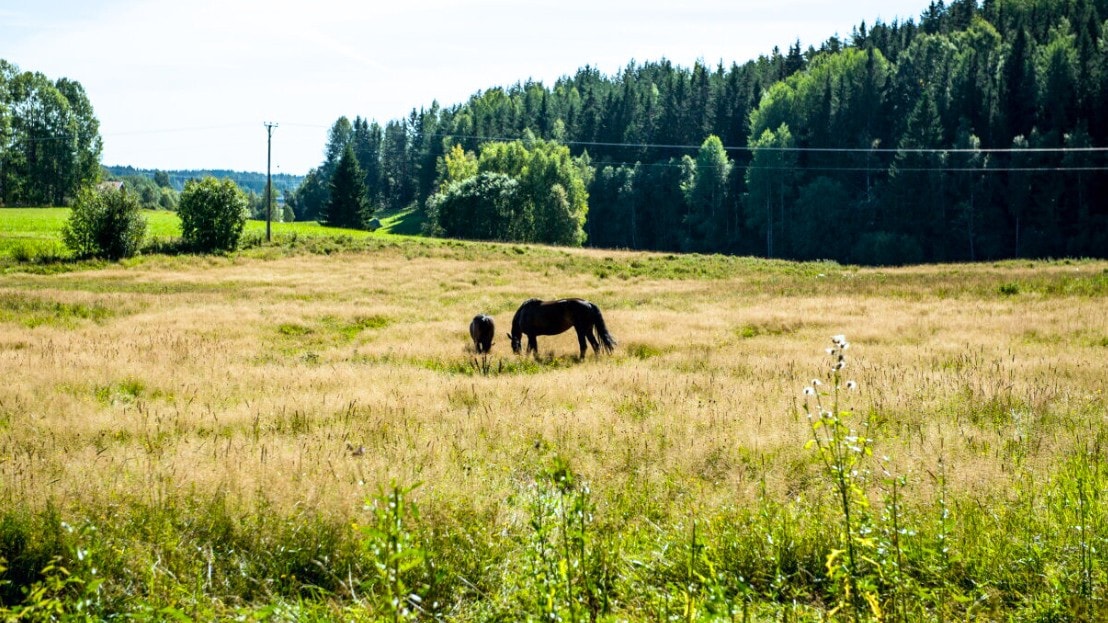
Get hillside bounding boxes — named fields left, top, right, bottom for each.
left=295, top=0, right=1108, bottom=265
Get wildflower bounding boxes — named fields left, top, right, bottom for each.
left=831, top=334, right=847, bottom=346
left=811, top=379, right=822, bottom=386
left=833, top=360, right=846, bottom=371
left=804, top=387, right=816, bottom=396
left=846, top=380, right=857, bottom=390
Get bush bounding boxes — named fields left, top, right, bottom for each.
left=61, top=187, right=147, bottom=260
left=177, top=177, right=248, bottom=253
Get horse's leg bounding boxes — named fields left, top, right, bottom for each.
left=527, top=335, right=538, bottom=357
left=575, top=326, right=588, bottom=359
left=585, top=326, right=600, bottom=354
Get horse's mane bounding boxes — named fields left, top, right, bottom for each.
left=511, top=299, right=541, bottom=336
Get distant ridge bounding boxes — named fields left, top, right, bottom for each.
left=104, top=165, right=304, bottom=195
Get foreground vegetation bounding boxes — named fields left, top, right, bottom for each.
left=0, top=214, right=1106, bottom=619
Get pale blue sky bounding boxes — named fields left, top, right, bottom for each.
left=2, top=1, right=926, bottom=174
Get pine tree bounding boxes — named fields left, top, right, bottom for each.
left=321, top=145, right=371, bottom=229
left=352, top=117, right=383, bottom=207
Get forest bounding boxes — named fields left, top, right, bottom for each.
left=293, top=0, right=1108, bottom=264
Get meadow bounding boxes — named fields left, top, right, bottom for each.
left=0, top=208, right=1107, bottom=620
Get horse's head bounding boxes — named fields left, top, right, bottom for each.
left=507, top=332, right=522, bottom=354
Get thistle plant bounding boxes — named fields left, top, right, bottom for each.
left=803, top=335, right=878, bottom=621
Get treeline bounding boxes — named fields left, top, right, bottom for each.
left=103, top=165, right=304, bottom=196
left=293, top=0, right=1108, bottom=263
left=103, top=165, right=302, bottom=220
left=0, top=60, right=101, bottom=207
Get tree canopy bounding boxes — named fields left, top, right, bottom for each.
left=293, top=0, right=1107, bottom=263
left=426, top=137, right=589, bottom=245
left=0, top=60, right=102, bottom=206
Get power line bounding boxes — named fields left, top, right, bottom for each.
left=107, top=124, right=256, bottom=137
left=11, top=124, right=1107, bottom=155
left=589, top=160, right=1108, bottom=173
left=434, top=132, right=1108, bottom=155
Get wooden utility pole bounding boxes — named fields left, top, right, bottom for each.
left=264, top=122, right=278, bottom=242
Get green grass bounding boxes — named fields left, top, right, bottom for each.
left=0, top=207, right=70, bottom=261
left=1, top=207, right=181, bottom=264
left=1, top=208, right=389, bottom=269
left=375, top=206, right=426, bottom=235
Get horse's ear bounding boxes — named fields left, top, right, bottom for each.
left=505, top=332, right=512, bottom=341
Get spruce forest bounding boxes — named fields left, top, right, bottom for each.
left=293, top=0, right=1108, bottom=264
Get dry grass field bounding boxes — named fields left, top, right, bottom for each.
left=1, top=237, right=1106, bottom=620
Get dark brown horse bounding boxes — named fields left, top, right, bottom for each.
left=508, top=298, right=616, bottom=359
left=469, top=314, right=495, bottom=354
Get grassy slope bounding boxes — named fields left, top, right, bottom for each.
left=1, top=208, right=1107, bottom=619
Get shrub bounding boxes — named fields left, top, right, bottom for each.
left=177, top=177, right=248, bottom=253
left=61, top=187, right=147, bottom=260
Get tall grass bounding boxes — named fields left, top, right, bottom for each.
left=0, top=229, right=1105, bottom=619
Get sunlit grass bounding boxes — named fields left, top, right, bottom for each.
left=1, top=208, right=1108, bottom=618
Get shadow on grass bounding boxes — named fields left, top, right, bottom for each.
left=377, top=207, right=426, bottom=236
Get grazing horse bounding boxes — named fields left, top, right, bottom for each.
left=508, top=298, right=616, bottom=359
left=469, top=314, right=495, bottom=354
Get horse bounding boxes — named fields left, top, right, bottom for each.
left=508, top=298, right=616, bottom=359
left=469, top=314, right=495, bottom=354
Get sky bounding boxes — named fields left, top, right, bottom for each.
left=2, top=0, right=927, bottom=175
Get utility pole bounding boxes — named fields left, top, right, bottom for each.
left=264, top=122, right=278, bottom=242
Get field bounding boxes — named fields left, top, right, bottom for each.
left=0, top=207, right=423, bottom=265
left=1, top=210, right=1107, bottom=620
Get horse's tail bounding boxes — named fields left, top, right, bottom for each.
left=591, top=303, right=616, bottom=354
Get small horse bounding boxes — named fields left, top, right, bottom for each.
left=508, top=298, right=616, bottom=359
left=469, top=314, right=495, bottom=354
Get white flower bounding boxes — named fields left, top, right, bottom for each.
left=831, top=334, right=847, bottom=346
left=846, top=380, right=857, bottom=390
left=811, top=379, right=822, bottom=386
left=803, top=387, right=816, bottom=396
